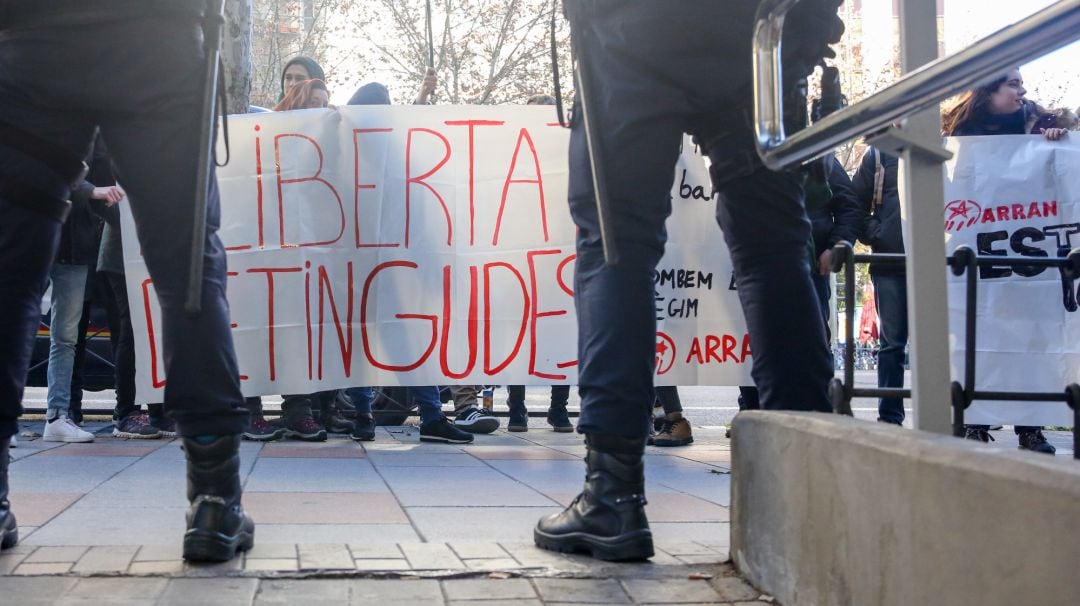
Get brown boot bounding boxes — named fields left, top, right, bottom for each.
left=653, top=412, right=693, bottom=447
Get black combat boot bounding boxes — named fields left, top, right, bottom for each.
left=182, top=434, right=254, bottom=562
left=534, top=434, right=652, bottom=561
left=1, top=438, right=17, bottom=550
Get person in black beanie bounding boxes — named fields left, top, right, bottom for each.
left=279, top=55, right=326, bottom=101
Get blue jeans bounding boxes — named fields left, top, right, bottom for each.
left=46, top=264, right=89, bottom=420
left=346, top=386, right=442, bottom=424
left=873, top=274, right=908, bottom=424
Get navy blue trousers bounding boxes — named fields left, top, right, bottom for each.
left=0, top=16, right=248, bottom=438
left=567, top=1, right=834, bottom=438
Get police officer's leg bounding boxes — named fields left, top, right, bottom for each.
left=91, top=15, right=250, bottom=562
left=713, top=167, right=833, bottom=412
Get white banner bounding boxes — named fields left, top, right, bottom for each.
left=943, top=135, right=1080, bottom=426
left=122, top=107, right=752, bottom=402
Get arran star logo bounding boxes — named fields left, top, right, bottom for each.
left=944, top=199, right=981, bottom=232
left=655, top=332, right=676, bottom=375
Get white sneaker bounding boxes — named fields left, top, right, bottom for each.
left=43, top=417, right=95, bottom=443
left=8, top=435, right=15, bottom=448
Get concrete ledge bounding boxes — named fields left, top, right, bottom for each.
left=730, top=412, right=1080, bottom=605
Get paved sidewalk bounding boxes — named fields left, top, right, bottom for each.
left=1, top=420, right=753, bottom=605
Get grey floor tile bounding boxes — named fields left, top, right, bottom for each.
left=255, top=579, right=351, bottom=604
left=70, top=546, right=139, bottom=573
left=23, top=545, right=88, bottom=563
left=399, top=542, right=466, bottom=570
left=366, top=452, right=486, bottom=467
left=378, top=466, right=552, bottom=502
left=650, top=523, right=729, bottom=545
left=244, top=458, right=385, bottom=492
left=0, top=551, right=29, bottom=574
left=64, top=577, right=168, bottom=600
left=24, top=506, right=186, bottom=546
left=442, top=578, right=536, bottom=601
left=348, top=578, right=444, bottom=605
left=447, top=541, right=510, bottom=559
left=621, top=578, right=723, bottom=604
left=533, top=578, right=632, bottom=604
left=157, top=578, right=259, bottom=606
left=347, top=543, right=404, bottom=559
left=408, top=507, right=562, bottom=542
left=297, top=543, right=353, bottom=570
left=448, top=600, right=542, bottom=606
left=8, top=456, right=137, bottom=493
left=0, top=577, right=77, bottom=604
left=256, top=524, right=420, bottom=544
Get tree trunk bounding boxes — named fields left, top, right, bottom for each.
left=223, top=0, right=254, bottom=114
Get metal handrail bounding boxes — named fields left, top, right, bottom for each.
left=753, top=0, right=1080, bottom=170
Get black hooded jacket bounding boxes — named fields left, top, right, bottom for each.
left=805, top=154, right=862, bottom=258
left=56, top=139, right=113, bottom=266
left=851, top=147, right=903, bottom=276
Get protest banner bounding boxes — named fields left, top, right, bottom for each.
left=121, top=106, right=753, bottom=402
left=942, top=135, right=1080, bottom=426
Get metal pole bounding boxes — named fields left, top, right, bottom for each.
left=899, top=0, right=951, bottom=434
left=185, top=0, right=226, bottom=315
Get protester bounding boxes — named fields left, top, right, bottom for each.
left=273, top=78, right=330, bottom=112
left=650, top=386, right=692, bottom=446
left=42, top=142, right=122, bottom=443
left=506, top=386, right=573, bottom=433
left=942, top=68, right=1067, bottom=454
left=280, top=55, right=326, bottom=101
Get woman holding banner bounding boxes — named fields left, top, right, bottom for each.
left=943, top=68, right=1068, bottom=454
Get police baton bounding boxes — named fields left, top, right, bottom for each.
left=185, top=0, right=226, bottom=316
left=566, top=9, right=619, bottom=266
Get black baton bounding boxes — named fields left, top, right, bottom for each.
left=185, top=0, right=226, bottom=315
left=566, top=5, right=619, bottom=266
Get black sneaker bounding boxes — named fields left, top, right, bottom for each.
left=321, top=409, right=355, bottom=434
left=113, top=413, right=163, bottom=439
left=350, top=415, right=376, bottom=442
left=507, top=405, right=528, bottom=432
left=454, top=406, right=499, bottom=434
left=150, top=415, right=179, bottom=437
left=334, top=390, right=358, bottom=419
left=546, top=406, right=573, bottom=433
left=1017, top=429, right=1056, bottom=454
left=419, top=416, right=474, bottom=444
left=963, top=426, right=994, bottom=443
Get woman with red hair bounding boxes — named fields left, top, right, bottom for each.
left=272, top=78, right=329, bottom=112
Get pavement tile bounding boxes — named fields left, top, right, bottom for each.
left=243, top=458, right=384, bottom=493
left=533, top=578, right=632, bottom=604
left=622, top=578, right=723, bottom=604
left=676, top=554, right=729, bottom=565
left=442, top=578, right=537, bottom=601
left=655, top=542, right=718, bottom=557
left=256, top=523, right=421, bottom=544
left=0, top=551, right=29, bottom=574
left=23, top=546, right=88, bottom=564
left=348, top=578, right=444, bottom=604
left=365, top=452, right=486, bottom=467
left=463, top=558, right=522, bottom=570
left=127, top=560, right=186, bottom=574
left=244, top=492, right=407, bottom=524
left=157, top=578, right=259, bottom=606
left=399, top=542, right=467, bottom=570
left=352, top=558, right=410, bottom=571
left=13, top=561, right=73, bottom=575
left=644, top=493, right=729, bottom=523
left=245, top=543, right=298, bottom=559
left=5, top=493, right=83, bottom=526
left=378, top=467, right=556, bottom=507
left=499, top=542, right=591, bottom=572
left=65, top=578, right=168, bottom=600
left=23, top=506, right=186, bottom=546
left=133, top=544, right=184, bottom=562
left=347, top=543, right=404, bottom=559
left=245, top=558, right=300, bottom=572
left=297, top=543, right=354, bottom=570
left=0, top=577, right=78, bottom=602
left=448, top=600, right=542, bottom=606
left=35, top=444, right=158, bottom=457
left=8, top=455, right=134, bottom=493
left=255, top=579, right=351, bottom=604
left=448, top=542, right=510, bottom=559
left=407, top=507, right=562, bottom=543
left=184, top=557, right=243, bottom=575
left=649, top=523, right=729, bottom=545
left=466, top=446, right=579, bottom=461
left=71, top=545, right=138, bottom=573
left=257, top=443, right=366, bottom=458
left=709, top=576, right=762, bottom=601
